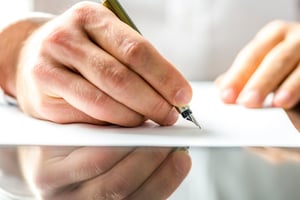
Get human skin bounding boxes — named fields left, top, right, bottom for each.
left=218, top=20, right=300, bottom=164
left=15, top=2, right=192, bottom=127
left=219, top=20, right=300, bottom=109
left=18, top=146, right=191, bottom=200
left=0, top=2, right=192, bottom=200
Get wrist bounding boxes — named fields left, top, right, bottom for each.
left=0, top=13, right=54, bottom=97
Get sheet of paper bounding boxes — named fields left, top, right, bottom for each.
left=0, top=82, right=299, bottom=147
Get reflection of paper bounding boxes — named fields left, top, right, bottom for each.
left=0, top=82, right=299, bottom=147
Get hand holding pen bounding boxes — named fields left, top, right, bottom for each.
left=102, top=0, right=201, bottom=128
left=5, top=2, right=192, bottom=199
left=15, top=1, right=195, bottom=127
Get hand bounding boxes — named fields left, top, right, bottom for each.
left=16, top=2, right=192, bottom=127
left=248, top=147, right=300, bottom=164
left=18, top=146, right=191, bottom=200
left=218, top=20, right=300, bottom=109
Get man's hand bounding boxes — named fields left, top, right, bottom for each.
left=18, top=146, right=191, bottom=200
left=218, top=20, right=300, bottom=109
left=217, top=20, right=300, bottom=163
left=0, top=2, right=194, bottom=199
left=16, top=2, right=192, bottom=127
left=248, top=147, right=300, bottom=163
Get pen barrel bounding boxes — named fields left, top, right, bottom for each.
left=102, top=0, right=141, bottom=33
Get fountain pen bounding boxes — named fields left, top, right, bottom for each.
left=102, top=0, right=201, bottom=128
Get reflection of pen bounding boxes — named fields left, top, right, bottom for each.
left=102, top=0, right=201, bottom=128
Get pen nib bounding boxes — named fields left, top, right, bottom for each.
left=176, top=106, right=201, bottom=129
left=185, top=114, right=201, bottom=129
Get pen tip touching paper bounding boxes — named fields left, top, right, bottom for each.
left=102, top=0, right=201, bottom=128
left=176, top=106, right=201, bottom=129
left=186, top=114, right=201, bottom=129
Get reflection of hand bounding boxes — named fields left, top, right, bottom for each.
left=248, top=147, right=300, bottom=163
left=18, top=146, right=191, bottom=200
left=218, top=20, right=300, bottom=109
left=16, top=2, right=192, bottom=127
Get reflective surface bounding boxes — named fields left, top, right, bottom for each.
left=0, top=106, right=299, bottom=200
left=287, top=104, right=300, bottom=132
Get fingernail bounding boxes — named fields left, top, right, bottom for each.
left=238, top=90, right=263, bottom=107
left=165, top=108, right=179, bottom=126
left=220, top=88, right=237, bottom=104
left=175, top=88, right=191, bottom=106
left=174, top=147, right=190, bottom=154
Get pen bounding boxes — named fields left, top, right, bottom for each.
left=102, top=0, right=201, bottom=128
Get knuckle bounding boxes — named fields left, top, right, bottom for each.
left=92, top=90, right=110, bottom=106
left=31, top=61, right=48, bottom=82
left=89, top=54, right=132, bottom=92
left=107, top=175, right=128, bottom=199
left=69, top=166, right=96, bottom=183
left=31, top=62, right=60, bottom=93
left=31, top=61, right=57, bottom=85
left=45, top=27, right=86, bottom=60
left=121, top=38, right=150, bottom=67
left=256, top=20, right=288, bottom=39
left=45, top=27, right=73, bottom=50
left=70, top=1, right=113, bottom=26
left=70, top=1, right=98, bottom=25
left=69, top=80, right=88, bottom=99
left=93, top=174, right=129, bottom=200
left=108, top=68, right=131, bottom=91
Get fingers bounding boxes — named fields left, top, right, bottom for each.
left=18, top=146, right=135, bottom=197
left=236, top=38, right=300, bottom=107
left=77, top=148, right=191, bottom=200
left=44, top=23, right=179, bottom=126
left=74, top=2, right=192, bottom=107
left=219, top=21, right=300, bottom=108
left=19, top=147, right=191, bottom=200
left=219, top=21, right=289, bottom=105
left=33, top=63, right=146, bottom=126
left=69, top=43, right=179, bottom=126
left=248, top=147, right=285, bottom=163
left=128, top=149, right=191, bottom=200
left=45, top=33, right=178, bottom=126
left=79, top=147, right=172, bottom=199
left=39, top=2, right=192, bottom=126
left=33, top=97, right=108, bottom=125
left=273, top=61, right=300, bottom=109
left=248, top=147, right=300, bottom=163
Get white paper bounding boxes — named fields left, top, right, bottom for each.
left=0, top=82, right=299, bottom=147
